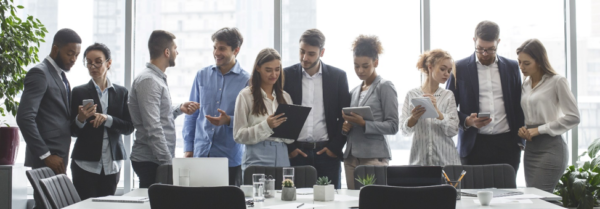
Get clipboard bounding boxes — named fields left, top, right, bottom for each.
left=410, top=97, right=439, bottom=119
left=270, top=104, right=312, bottom=140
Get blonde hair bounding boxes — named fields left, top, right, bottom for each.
left=416, top=49, right=454, bottom=75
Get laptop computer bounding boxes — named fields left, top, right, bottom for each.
left=172, top=157, right=229, bottom=187
left=386, top=166, right=443, bottom=187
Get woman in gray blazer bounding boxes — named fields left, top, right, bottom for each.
left=342, top=35, right=399, bottom=189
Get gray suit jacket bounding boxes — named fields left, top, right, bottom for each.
left=343, top=75, right=399, bottom=159
left=16, top=58, right=72, bottom=168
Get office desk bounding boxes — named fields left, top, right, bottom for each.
left=64, top=187, right=564, bottom=209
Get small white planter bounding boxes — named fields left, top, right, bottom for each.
left=313, top=185, right=335, bottom=201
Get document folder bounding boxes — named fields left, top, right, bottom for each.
left=270, top=104, right=311, bottom=140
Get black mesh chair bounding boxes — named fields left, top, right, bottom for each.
left=359, top=185, right=457, bottom=209
left=148, top=184, right=246, bottom=209
left=353, top=165, right=388, bottom=189
left=443, top=164, right=516, bottom=189
left=155, top=164, right=173, bottom=185
left=243, top=165, right=317, bottom=189
left=26, top=167, right=56, bottom=209
left=39, top=174, right=81, bottom=209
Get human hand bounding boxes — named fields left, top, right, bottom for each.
left=342, top=121, right=352, bottom=133
left=77, top=103, right=97, bottom=123
left=205, top=109, right=231, bottom=126
left=89, top=113, right=108, bottom=128
left=341, top=111, right=365, bottom=127
left=181, top=101, right=200, bottom=115
left=466, top=113, right=492, bottom=128
left=44, top=155, right=65, bottom=174
left=518, top=126, right=529, bottom=141
left=423, top=94, right=437, bottom=108
left=289, top=148, right=307, bottom=158
left=317, top=147, right=337, bottom=158
left=184, top=151, right=193, bottom=158
left=267, top=113, right=286, bottom=129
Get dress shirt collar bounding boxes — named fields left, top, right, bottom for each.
left=301, top=61, right=323, bottom=78
left=46, top=56, right=65, bottom=75
left=146, top=62, right=168, bottom=79
left=260, top=88, right=277, bottom=99
left=91, top=78, right=114, bottom=93
left=212, top=59, right=242, bottom=75
left=475, top=54, right=499, bottom=66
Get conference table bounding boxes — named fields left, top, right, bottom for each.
left=64, top=187, right=564, bottom=209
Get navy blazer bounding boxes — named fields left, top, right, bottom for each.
left=446, top=53, right=525, bottom=158
left=283, top=62, right=351, bottom=159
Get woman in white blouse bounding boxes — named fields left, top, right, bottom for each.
left=517, top=39, right=580, bottom=193
left=233, top=48, right=293, bottom=170
left=401, top=49, right=461, bottom=166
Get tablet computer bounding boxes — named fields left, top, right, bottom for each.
left=342, top=106, right=374, bottom=121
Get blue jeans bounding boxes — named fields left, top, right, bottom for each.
left=289, top=147, right=342, bottom=189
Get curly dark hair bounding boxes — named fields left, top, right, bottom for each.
left=352, top=35, right=383, bottom=60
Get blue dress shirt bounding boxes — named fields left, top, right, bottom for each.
left=183, top=61, right=250, bottom=167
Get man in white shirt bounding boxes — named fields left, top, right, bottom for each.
left=446, top=21, right=525, bottom=172
left=283, top=29, right=351, bottom=189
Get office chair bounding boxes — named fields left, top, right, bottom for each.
left=26, top=167, right=56, bottom=209
left=443, top=164, right=517, bottom=189
left=359, top=185, right=457, bottom=209
left=39, top=174, right=81, bottom=209
left=148, top=184, right=246, bottom=209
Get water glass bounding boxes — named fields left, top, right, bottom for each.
left=179, top=168, right=190, bottom=187
left=283, top=167, right=294, bottom=182
left=264, top=179, right=275, bottom=198
left=252, top=174, right=265, bottom=202
left=448, top=180, right=461, bottom=200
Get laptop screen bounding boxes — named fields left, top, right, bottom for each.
left=386, top=166, right=443, bottom=187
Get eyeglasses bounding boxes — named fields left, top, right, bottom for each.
left=85, top=59, right=109, bottom=69
left=474, top=45, right=498, bottom=54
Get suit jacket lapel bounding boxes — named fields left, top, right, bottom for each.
left=45, top=59, right=70, bottom=115
left=294, top=64, right=303, bottom=105
left=359, top=75, right=381, bottom=106
left=496, top=57, right=511, bottom=108
left=321, top=62, right=331, bottom=111
left=467, top=53, right=480, bottom=112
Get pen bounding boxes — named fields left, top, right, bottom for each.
left=454, top=170, right=467, bottom=187
left=442, top=170, right=451, bottom=183
left=297, top=203, right=304, bottom=208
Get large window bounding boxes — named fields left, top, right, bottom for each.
left=430, top=0, right=566, bottom=187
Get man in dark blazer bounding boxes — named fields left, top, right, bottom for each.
left=446, top=21, right=525, bottom=173
left=284, top=29, right=350, bottom=189
left=16, top=28, right=82, bottom=208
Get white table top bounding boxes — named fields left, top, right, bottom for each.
left=64, top=187, right=564, bottom=209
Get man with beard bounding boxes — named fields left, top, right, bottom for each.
left=17, top=28, right=82, bottom=209
left=283, top=29, right=350, bottom=189
left=128, top=30, right=199, bottom=188
left=182, top=27, right=249, bottom=186
left=446, top=21, right=525, bottom=173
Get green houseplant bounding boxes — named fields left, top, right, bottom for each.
left=314, top=176, right=334, bottom=201
left=355, top=174, right=377, bottom=189
left=0, top=0, right=47, bottom=165
left=555, top=138, right=600, bottom=209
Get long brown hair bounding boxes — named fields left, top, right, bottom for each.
left=516, top=39, right=557, bottom=77
left=250, top=48, right=286, bottom=116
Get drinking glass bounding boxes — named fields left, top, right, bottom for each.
left=252, top=174, right=265, bottom=202
left=282, top=167, right=294, bottom=182
left=179, top=168, right=190, bottom=187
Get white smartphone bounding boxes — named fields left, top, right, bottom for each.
left=82, top=99, right=94, bottom=107
left=478, top=112, right=491, bottom=118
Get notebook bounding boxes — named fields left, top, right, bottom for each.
left=461, top=189, right=524, bottom=197
left=270, top=104, right=311, bottom=140
left=91, top=196, right=149, bottom=203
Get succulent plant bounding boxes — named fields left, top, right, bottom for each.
left=355, top=174, right=376, bottom=186
left=316, top=176, right=332, bottom=185
left=282, top=179, right=295, bottom=188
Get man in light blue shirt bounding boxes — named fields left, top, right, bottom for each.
left=183, top=27, right=250, bottom=186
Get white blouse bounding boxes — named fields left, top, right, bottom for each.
left=233, top=86, right=294, bottom=145
left=400, top=87, right=461, bottom=166
left=521, top=74, right=580, bottom=137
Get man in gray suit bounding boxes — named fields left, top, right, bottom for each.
left=17, top=28, right=82, bottom=208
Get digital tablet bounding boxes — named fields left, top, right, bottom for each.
left=342, top=106, right=374, bottom=121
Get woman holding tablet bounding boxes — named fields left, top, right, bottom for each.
left=517, top=39, right=579, bottom=193
left=70, top=43, right=134, bottom=200
left=400, top=49, right=460, bottom=166
left=341, top=35, right=399, bottom=189
left=233, top=48, right=293, bottom=170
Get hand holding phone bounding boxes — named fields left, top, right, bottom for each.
left=477, top=112, right=491, bottom=118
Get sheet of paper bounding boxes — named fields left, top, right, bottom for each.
left=410, top=97, right=439, bottom=119
left=496, top=194, right=543, bottom=199
left=263, top=203, right=324, bottom=209
left=296, top=188, right=314, bottom=195
left=473, top=198, right=533, bottom=205
left=334, top=194, right=359, bottom=202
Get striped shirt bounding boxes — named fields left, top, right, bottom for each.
left=401, top=87, right=461, bottom=166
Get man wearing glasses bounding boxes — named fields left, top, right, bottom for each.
left=446, top=20, right=524, bottom=173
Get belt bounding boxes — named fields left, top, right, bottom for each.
left=296, top=141, right=328, bottom=149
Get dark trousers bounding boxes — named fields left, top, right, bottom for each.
left=32, top=159, right=70, bottom=209
left=461, top=132, right=522, bottom=173
left=131, top=161, right=159, bottom=188
left=71, top=162, right=120, bottom=200
left=229, top=165, right=242, bottom=186
left=290, top=146, right=342, bottom=189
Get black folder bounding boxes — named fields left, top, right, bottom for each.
left=270, top=104, right=312, bottom=140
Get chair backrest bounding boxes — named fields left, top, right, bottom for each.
left=39, top=174, right=81, bottom=209
left=353, top=165, right=387, bottom=189
left=359, top=185, right=457, bottom=209
left=443, top=164, right=516, bottom=189
left=243, top=165, right=317, bottom=189
left=148, top=184, right=246, bottom=209
left=155, top=164, right=173, bottom=184
left=26, top=167, right=55, bottom=209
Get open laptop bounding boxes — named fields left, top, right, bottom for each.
left=386, top=166, right=443, bottom=187
left=172, top=157, right=229, bottom=187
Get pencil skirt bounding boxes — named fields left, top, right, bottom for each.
left=524, top=125, right=568, bottom=193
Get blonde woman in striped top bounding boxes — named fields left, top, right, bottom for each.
left=401, top=49, right=461, bottom=166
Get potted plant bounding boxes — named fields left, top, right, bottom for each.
left=555, top=138, right=600, bottom=209
left=281, top=179, right=296, bottom=201
left=355, top=174, right=377, bottom=189
left=314, top=176, right=334, bottom=201
left=0, top=0, right=47, bottom=165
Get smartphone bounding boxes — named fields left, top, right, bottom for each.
left=478, top=112, right=491, bottom=118
left=82, top=99, right=94, bottom=107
